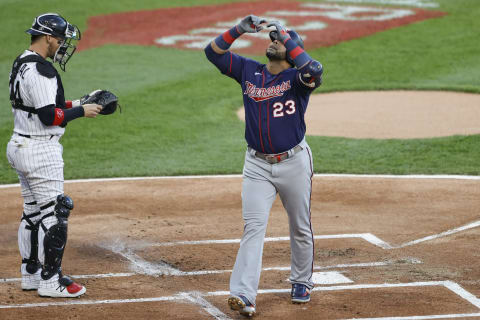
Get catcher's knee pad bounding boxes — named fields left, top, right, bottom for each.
left=54, top=194, right=74, bottom=219
left=19, top=205, right=42, bottom=274
left=39, top=194, right=73, bottom=280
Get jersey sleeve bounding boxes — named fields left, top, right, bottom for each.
left=204, top=43, right=247, bottom=84
left=23, top=67, right=58, bottom=109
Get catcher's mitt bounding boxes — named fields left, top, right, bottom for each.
left=81, top=90, right=120, bottom=115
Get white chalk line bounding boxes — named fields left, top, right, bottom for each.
left=443, top=281, right=480, bottom=309
left=150, top=233, right=394, bottom=249
left=396, top=220, right=480, bottom=248
left=1, top=173, right=479, bottom=189
left=179, top=292, right=231, bottom=320
left=2, top=280, right=478, bottom=318
left=3, top=217, right=477, bottom=282
left=2, top=217, right=478, bottom=282
left=115, top=248, right=183, bottom=276
left=1, top=260, right=412, bottom=283
left=148, top=220, right=480, bottom=250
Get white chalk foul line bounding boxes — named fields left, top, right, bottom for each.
left=2, top=280, right=476, bottom=310
left=396, top=220, right=480, bottom=248
left=1, top=173, right=479, bottom=189
left=0, top=260, right=421, bottom=283
left=443, top=281, right=480, bottom=309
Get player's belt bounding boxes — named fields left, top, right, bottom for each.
left=16, top=133, right=60, bottom=141
left=252, top=145, right=303, bottom=164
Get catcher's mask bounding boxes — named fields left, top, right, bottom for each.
left=269, top=29, right=304, bottom=66
left=26, top=13, right=81, bottom=71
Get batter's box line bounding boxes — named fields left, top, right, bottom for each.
left=149, top=233, right=394, bottom=249
left=1, top=280, right=480, bottom=320
left=149, top=220, right=480, bottom=250
left=1, top=259, right=417, bottom=283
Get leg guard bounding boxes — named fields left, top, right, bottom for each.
left=19, top=205, right=42, bottom=274
left=18, top=201, right=42, bottom=290
left=39, top=194, right=73, bottom=281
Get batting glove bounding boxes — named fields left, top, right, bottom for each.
left=237, top=15, right=267, bottom=34
left=267, top=21, right=291, bottom=43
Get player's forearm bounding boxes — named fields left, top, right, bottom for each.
left=205, top=24, right=244, bottom=56
left=37, top=105, right=84, bottom=126
left=215, top=25, right=243, bottom=50
left=284, top=39, right=312, bottom=69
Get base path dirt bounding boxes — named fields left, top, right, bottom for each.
left=1, top=175, right=479, bottom=319
left=237, top=91, right=480, bottom=139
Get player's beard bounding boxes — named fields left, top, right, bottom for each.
left=266, top=47, right=286, bottom=62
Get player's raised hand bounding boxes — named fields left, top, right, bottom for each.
left=82, top=104, right=102, bottom=118
left=237, top=15, right=267, bottom=33
left=267, top=21, right=291, bottom=43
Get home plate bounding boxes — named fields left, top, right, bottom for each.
left=312, top=272, right=353, bottom=285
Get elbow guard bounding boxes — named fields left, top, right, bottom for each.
left=37, top=106, right=64, bottom=126
left=299, top=60, right=323, bottom=89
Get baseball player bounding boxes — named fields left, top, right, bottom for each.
left=205, top=15, right=323, bottom=317
left=6, top=13, right=103, bottom=298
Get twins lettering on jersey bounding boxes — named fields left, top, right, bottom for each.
left=244, top=80, right=291, bottom=102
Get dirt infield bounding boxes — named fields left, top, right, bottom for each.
left=1, top=175, right=479, bottom=319
left=237, top=91, right=480, bottom=139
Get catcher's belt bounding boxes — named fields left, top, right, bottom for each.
left=249, top=145, right=303, bottom=164
left=15, top=132, right=60, bottom=141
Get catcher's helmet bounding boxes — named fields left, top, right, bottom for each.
left=269, top=29, right=304, bottom=66
left=26, top=13, right=81, bottom=71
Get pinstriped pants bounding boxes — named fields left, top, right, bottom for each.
left=7, top=134, right=64, bottom=205
left=229, top=139, right=315, bottom=305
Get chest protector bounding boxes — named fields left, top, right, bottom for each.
left=9, top=54, right=66, bottom=115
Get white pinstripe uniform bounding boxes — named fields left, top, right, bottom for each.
left=6, top=50, right=65, bottom=289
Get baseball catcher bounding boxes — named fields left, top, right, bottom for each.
left=7, top=12, right=118, bottom=299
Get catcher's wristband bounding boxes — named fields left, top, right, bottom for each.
left=65, top=100, right=81, bottom=108
left=284, top=38, right=310, bottom=68
left=214, top=26, right=242, bottom=50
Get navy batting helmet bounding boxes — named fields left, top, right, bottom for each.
left=26, top=13, right=81, bottom=71
left=269, top=29, right=304, bottom=66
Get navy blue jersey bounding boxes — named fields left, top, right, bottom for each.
left=206, top=44, right=318, bottom=154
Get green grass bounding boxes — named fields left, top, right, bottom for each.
left=1, top=0, right=479, bottom=183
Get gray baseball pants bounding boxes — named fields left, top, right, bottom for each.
left=229, top=139, right=315, bottom=305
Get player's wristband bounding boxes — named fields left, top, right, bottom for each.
left=214, top=26, right=242, bottom=50
left=284, top=38, right=311, bottom=68
left=65, top=100, right=81, bottom=109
